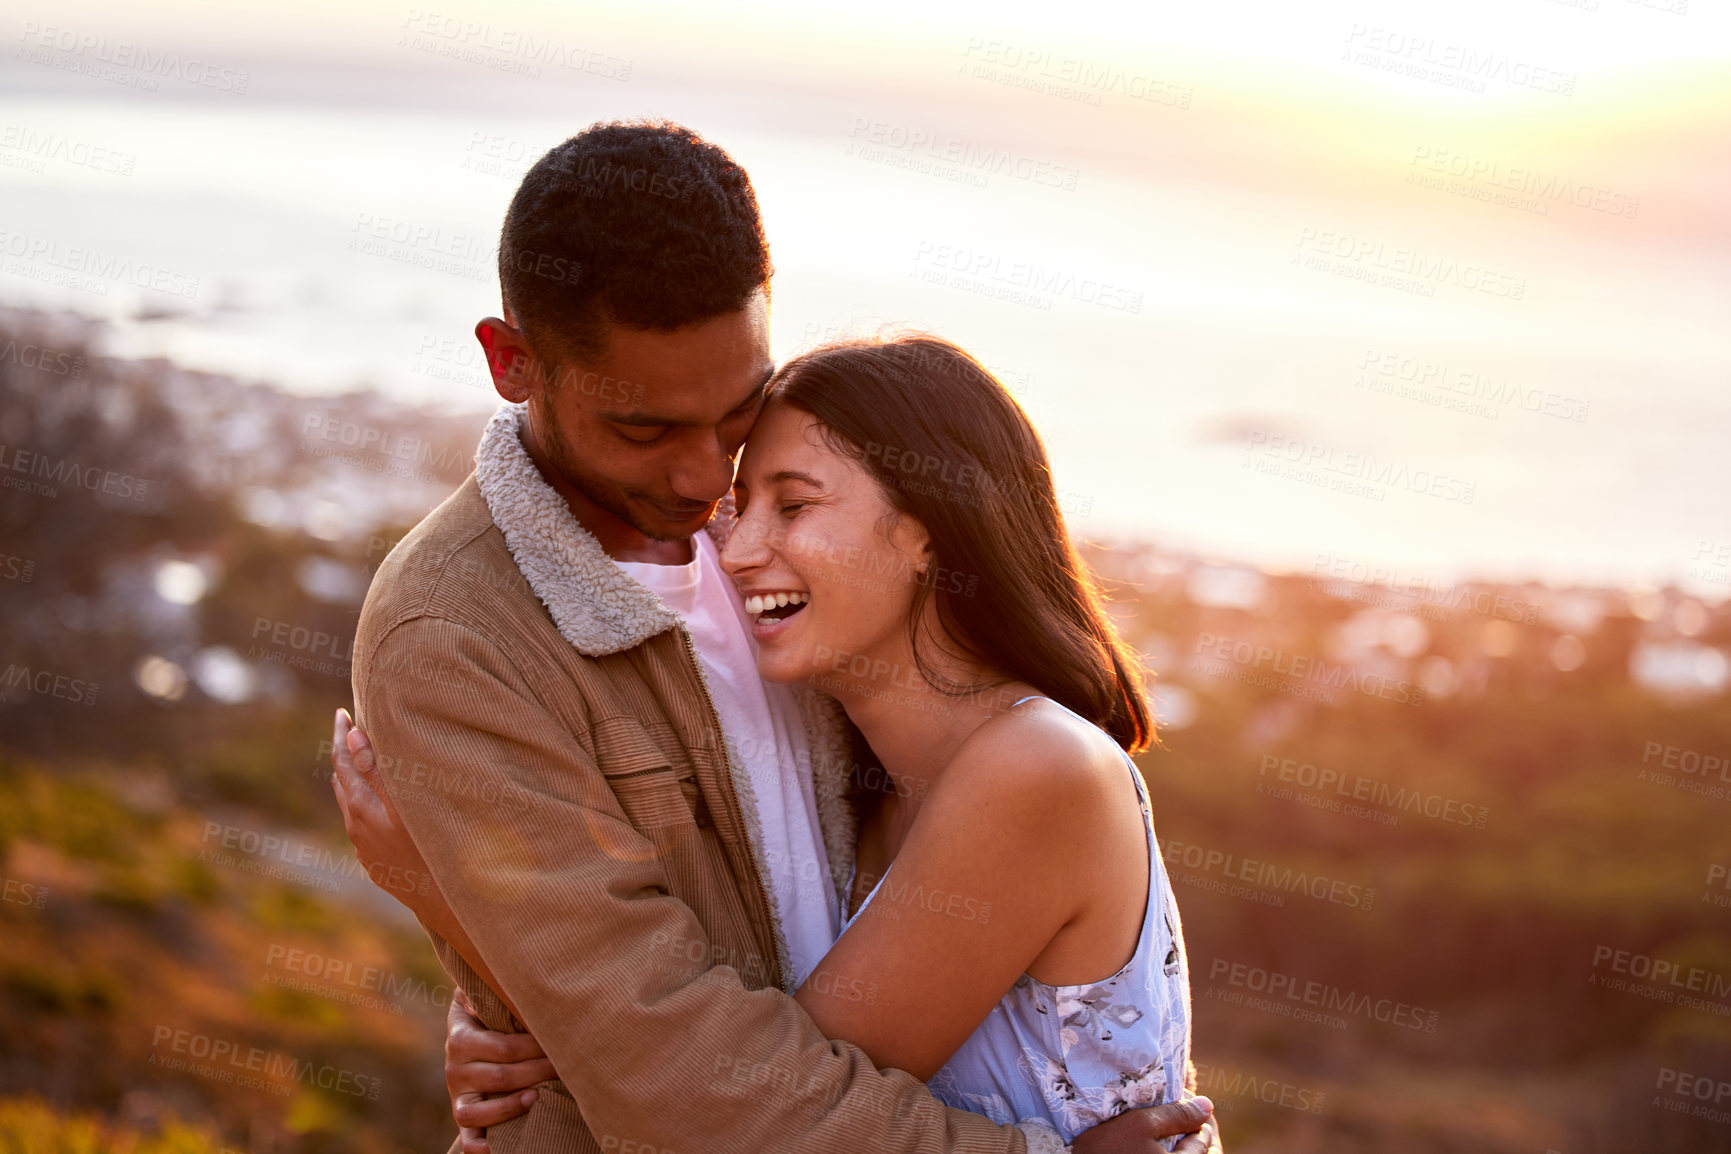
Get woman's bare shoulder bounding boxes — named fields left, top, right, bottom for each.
left=932, top=697, right=1134, bottom=829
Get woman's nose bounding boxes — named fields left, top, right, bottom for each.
left=719, top=509, right=769, bottom=576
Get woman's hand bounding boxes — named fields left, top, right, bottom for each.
left=330, top=708, right=1214, bottom=1153
left=440, top=995, right=1215, bottom=1154
left=446, top=988, right=554, bottom=1154
left=330, top=708, right=433, bottom=911
left=1072, top=1096, right=1221, bottom=1154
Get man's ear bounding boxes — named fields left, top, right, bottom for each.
left=475, top=317, right=536, bottom=404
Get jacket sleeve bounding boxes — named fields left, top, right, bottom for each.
left=356, top=614, right=1027, bottom=1154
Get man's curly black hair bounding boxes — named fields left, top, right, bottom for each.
left=499, top=120, right=772, bottom=365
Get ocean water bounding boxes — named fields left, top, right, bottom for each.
left=2, top=44, right=1726, bottom=596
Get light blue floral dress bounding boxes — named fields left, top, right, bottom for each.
left=843, top=698, right=1194, bottom=1146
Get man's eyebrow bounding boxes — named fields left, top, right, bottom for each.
left=598, top=366, right=774, bottom=428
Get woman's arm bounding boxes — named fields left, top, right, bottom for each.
left=330, top=710, right=525, bottom=1024
left=407, top=700, right=1209, bottom=1153
left=795, top=713, right=1135, bottom=1079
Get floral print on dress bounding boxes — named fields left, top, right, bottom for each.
left=1015, top=1047, right=1171, bottom=1135
left=845, top=699, right=1194, bottom=1147
left=1018, top=1050, right=1094, bottom=1135
left=919, top=739, right=1193, bottom=1146
left=928, top=1066, right=1017, bottom=1126
left=1054, top=981, right=1146, bottom=1045
left=1101, top=1057, right=1169, bottom=1114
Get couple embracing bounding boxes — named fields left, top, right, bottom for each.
left=330, top=120, right=1218, bottom=1154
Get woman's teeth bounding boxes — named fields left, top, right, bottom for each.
left=745, top=591, right=810, bottom=619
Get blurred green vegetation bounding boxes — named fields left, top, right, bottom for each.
left=0, top=312, right=466, bottom=1153
left=0, top=1095, right=225, bottom=1153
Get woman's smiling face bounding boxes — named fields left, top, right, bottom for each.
left=720, top=398, right=932, bottom=687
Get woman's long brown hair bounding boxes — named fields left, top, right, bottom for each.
left=768, top=335, right=1153, bottom=752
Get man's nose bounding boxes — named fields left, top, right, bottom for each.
left=671, top=435, right=736, bottom=505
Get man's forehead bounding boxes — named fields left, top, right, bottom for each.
left=594, top=360, right=775, bottom=426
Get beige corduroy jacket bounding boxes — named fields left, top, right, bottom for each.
left=352, top=405, right=1030, bottom=1154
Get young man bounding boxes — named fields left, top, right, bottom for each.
left=333, top=120, right=1216, bottom=1154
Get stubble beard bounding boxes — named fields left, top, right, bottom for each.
left=534, top=394, right=696, bottom=543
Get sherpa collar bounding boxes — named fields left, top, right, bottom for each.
left=473, top=402, right=689, bottom=656
left=473, top=401, right=858, bottom=968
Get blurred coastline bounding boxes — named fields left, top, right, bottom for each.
left=4, top=48, right=1727, bottom=592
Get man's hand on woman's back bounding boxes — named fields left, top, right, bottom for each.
left=1076, top=1097, right=1221, bottom=1154
left=439, top=993, right=1221, bottom=1154
left=444, top=989, right=553, bottom=1153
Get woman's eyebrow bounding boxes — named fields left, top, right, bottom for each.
left=768, top=469, right=824, bottom=487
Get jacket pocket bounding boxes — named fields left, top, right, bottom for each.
left=602, top=763, right=701, bottom=830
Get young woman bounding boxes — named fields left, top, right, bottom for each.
left=336, top=336, right=1201, bottom=1152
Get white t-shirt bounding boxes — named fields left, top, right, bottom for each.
left=615, top=532, right=840, bottom=986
